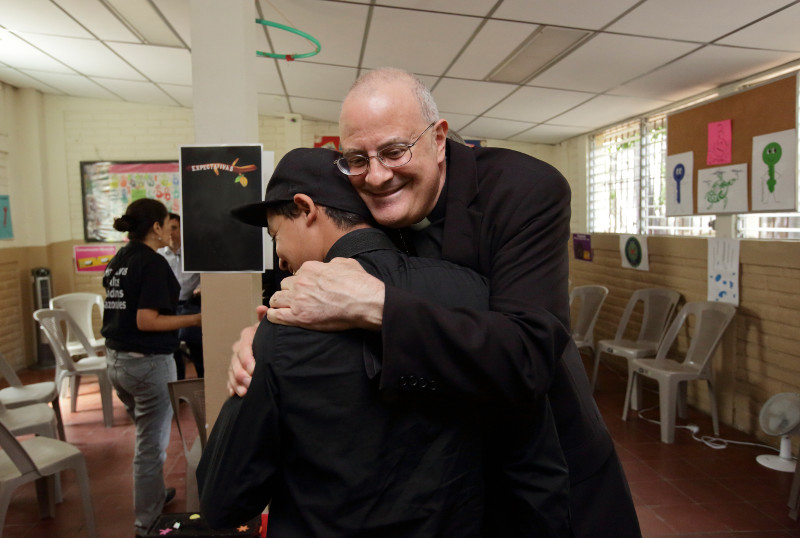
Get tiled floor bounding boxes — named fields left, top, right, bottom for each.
left=2, top=358, right=800, bottom=537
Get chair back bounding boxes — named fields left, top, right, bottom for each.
left=569, top=285, right=609, bottom=344
left=614, top=288, right=682, bottom=344
left=168, top=379, right=207, bottom=450
left=49, top=293, right=103, bottom=350
left=654, top=301, right=736, bottom=375
left=0, top=351, right=23, bottom=388
left=33, top=309, right=98, bottom=374
left=0, top=419, right=39, bottom=476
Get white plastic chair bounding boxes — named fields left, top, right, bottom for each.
left=0, top=351, right=65, bottom=441
left=622, top=301, right=736, bottom=443
left=168, top=379, right=206, bottom=511
left=33, top=309, right=114, bottom=428
left=591, top=288, right=681, bottom=391
left=49, top=293, right=105, bottom=357
left=0, top=420, right=97, bottom=537
left=569, top=285, right=609, bottom=355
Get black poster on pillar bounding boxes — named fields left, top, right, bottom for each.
left=180, top=144, right=264, bottom=272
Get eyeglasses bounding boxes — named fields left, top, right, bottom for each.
left=334, top=122, right=435, bottom=176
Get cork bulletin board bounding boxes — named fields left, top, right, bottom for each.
left=667, top=75, right=797, bottom=215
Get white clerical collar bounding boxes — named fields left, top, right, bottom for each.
left=410, top=218, right=431, bottom=231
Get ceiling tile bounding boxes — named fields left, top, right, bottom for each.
left=92, top=77, right=177, bottom=106
left=439, top=112, right=478, bottom=134
left=529, top=33, right=698, bottom=93
left=289, top=95, right=342, bottom=124
left=494, top=0, right=641, bottom=30
left=152, top=0, right=191, bottom=47
left=362, top=7, right=481, bottom=74
left=510, top=124, right=592, bottom=145
left=377, top=0, right=497, bottom=17
left=19, top=34, right=145, bottom=79
left=54, top=0, right=140, bottom=42
left=607, top=0, right=794, bottom=42
left=461, top=116, right=537, bottom=140
left=0, top=30, right=75, bottom=72
left=0, top=65, right=61, bottom=93
left=433, top=78, right=516, bottom=115
left=0, top=0, right=92, bottom=37
left=718, top=3, right=800, bottom=52
left=22, top=71, right=119, bottom=101
left=486, top=86, right=593, bottom=123
left=257, top=93, right=291, bottom=117
left=613, top=45, right=800, bottom=102
left=447, top=19, right=538, bottom=80
left=552, top=94, right=668, bottom=129
left=107, top=42, right=191, bottom=85
left=159, top=83, right=192, bottom=107
left=254, top=58, right=287, bottom=95
left=279, top=63, right=357, bottom=101
left=256, top=0, right=368, bottom=66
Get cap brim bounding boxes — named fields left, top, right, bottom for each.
left=230, top=202, right=270, bottom=228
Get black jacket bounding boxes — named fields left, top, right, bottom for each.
left=197, top=229, right=570, bottom=536
left=381, top=140, right=640, bottom=536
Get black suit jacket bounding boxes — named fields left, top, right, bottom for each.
left=198, top=229, right=571, bottom=537
left=381, top=141, right=639, bottom=535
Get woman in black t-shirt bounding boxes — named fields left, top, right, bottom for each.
left=101, top=198, right=201, bottom=537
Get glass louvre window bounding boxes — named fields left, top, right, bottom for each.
left=589, top=121, right=641, bottom=234
left=589, top=118, right=713, bottom=235
left=738, top=213, right=800, bottom=239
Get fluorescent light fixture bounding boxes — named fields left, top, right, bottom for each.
left=487, top=26, right=591, bottom=85
left=103, top=0, right=182, bottom=47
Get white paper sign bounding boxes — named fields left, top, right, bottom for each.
left=707, top=238, right=740, bottom=306
left=697, top=164, right=748, bottom=214
left=751, top=129, right=797, bottom=212
left=666, top=151, right=694, bottom=216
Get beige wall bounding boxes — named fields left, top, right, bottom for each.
left=569, top=234, right=800, bottom=447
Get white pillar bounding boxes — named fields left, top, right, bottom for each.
left=190, top=0, right=262, bottom=427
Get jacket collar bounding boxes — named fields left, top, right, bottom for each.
left=440, top=140, right=483, bottom=271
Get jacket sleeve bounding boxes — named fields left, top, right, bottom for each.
left=197, top=323, right=280, bottom=528
left=380, top=159, right=572, bottom=409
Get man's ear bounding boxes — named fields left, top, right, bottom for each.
left=293, top=193, right=318, bottom=226
left=434, top=118, right=449, bottom=163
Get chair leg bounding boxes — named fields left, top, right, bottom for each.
left=707, top=379, right=720, bottom=436
left=34, top=476, right=56, bottom=519
left=51, top=397, right=66, bottom=442
left=591, top=348, right=603, bottom=391
left=72, top=457, right=98, bottom=538
left=0, top=488, right=14, bottom=531
left=659, top=379, right=678, bottom=444
left=98, top=373, right=114, bottom=428
left=622, top=369, right=636, bottom=421
left=70, top=376, right=81, bottom=413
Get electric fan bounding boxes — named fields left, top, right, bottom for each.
left=757, top=392, right=800, bottom=472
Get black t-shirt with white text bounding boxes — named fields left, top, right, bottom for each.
left=101, top=241, right=181, bottom=354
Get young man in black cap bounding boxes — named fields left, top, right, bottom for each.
left=197, top=147, right=570, bottom=536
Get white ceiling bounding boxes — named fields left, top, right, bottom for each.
left=2, top=0, right=800, bottom=144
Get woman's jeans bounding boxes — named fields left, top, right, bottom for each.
left=107, top=349, right=177, bottom=534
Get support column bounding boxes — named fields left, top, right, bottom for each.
left=190, top=0, right=262, bottom=427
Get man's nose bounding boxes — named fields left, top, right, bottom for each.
left=278, top=258, right=289, bottom=272
left=364, top=157, right=393, bottom=186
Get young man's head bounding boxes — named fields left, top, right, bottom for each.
left=166, top=212, right=181, bottom=252
left=230, top=148, right=373, bottom=274
left=338, top=68, right=449, bottom=228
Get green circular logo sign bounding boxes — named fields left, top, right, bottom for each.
left=625, top=236, right=642, bottom=268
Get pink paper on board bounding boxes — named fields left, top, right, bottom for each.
left=707, top=119, right=732, bottom=165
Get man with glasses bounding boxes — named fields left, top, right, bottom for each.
left=230, top=67, right=640, bottom=537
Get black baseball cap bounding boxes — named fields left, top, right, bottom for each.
left=230, top=147, right=371, bottom=227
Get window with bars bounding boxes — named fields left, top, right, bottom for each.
left=589, top=117, right=714, bottom=236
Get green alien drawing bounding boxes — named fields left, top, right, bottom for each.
left=761, top=142, right=782, bottom=204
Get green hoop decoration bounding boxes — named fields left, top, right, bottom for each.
left=255, top=18, right=321, bottom=61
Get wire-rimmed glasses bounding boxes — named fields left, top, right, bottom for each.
left=334, top=122, right=435, bottom=176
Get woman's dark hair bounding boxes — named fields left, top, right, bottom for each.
left=113, top=198, right=168, bottom=241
